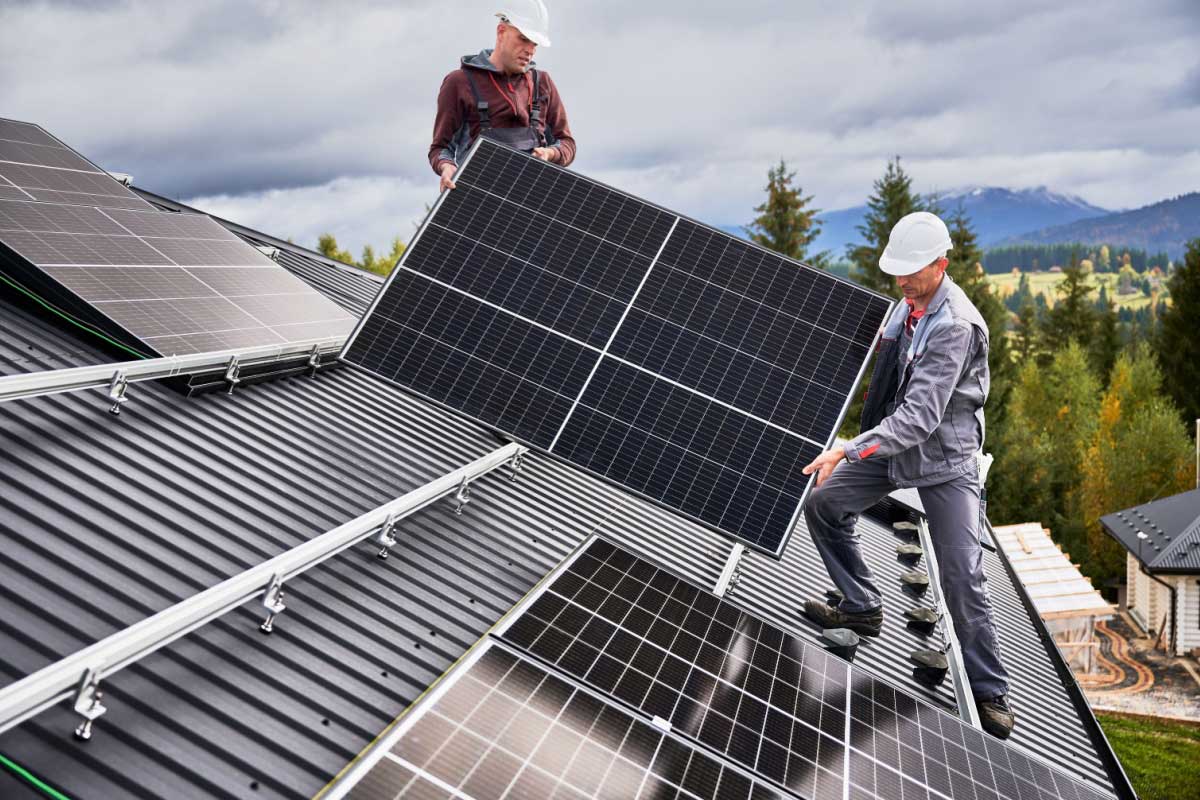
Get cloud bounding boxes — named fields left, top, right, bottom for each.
left=2, top=0, right=1198, bottom=253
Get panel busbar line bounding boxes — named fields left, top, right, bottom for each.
left=495, top=539, right=1117, bottom=800
left=0, top=118, right=357, bottom=356
left=341, top=138, right=893, bottom=557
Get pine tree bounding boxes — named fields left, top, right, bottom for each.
left=944, top=204, right=1014, bottom=434
left=1040, top=252, right=1096, bottom=357
left=1014, top=298, right=1037, bottom=362
left=1090, top=299, right=1121, bottom=380
left=1154, top=238, right=1200, bottom=422
left=745, top=160, right=829, bottom=268
left=847, top=157, right=924, bottom=297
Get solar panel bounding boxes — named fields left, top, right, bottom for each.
left=0, top=118, right=356, bottom=356
left=493, top=539, right=1116, bottom=800
left=342, top=139, right=893, bottom=557
left=342, top=641, right=788, bottom=800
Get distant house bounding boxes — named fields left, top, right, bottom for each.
left=1100, top=488, right=1200, bottom=657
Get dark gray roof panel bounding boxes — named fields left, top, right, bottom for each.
left=1101, top=488, right=1200, bottom=572
left=0, top=207, right=1124, bottom=798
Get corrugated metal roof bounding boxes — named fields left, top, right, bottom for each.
left=1100, top=488, right=1200, bottom=573
left=0, top=220, right=1126, bottom=799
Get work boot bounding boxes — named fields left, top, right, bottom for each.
left=803, top=599, right=883, bottom=637
left=977, top=695, right=1016, bottom=739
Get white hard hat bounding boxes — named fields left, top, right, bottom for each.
left=878, top=211, right=953, bottom=276
left=497, top=0, right=551, bottom=47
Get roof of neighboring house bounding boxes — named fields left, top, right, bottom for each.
left=992, top=523, right=1114, bottom=621
left=0, top=193, right=1131, bottom=799
left=1100, top=487, right=1200, bottom=573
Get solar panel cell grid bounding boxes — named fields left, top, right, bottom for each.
left=0, top=119, right=357, bottom=356
left=342, top=138, right=892, bottom=556
left=0, top=137, right=98, bottom=172
left=23, top=188, right=154, bottom=210
left=495, top=538, right=1117, bottom=800
left=350, top=269, right=596, bottom=448
left=348, top=643, right=787, bottom=800
left=500, top=539, right=847, bottom=795
left=0, top=119, right=63, bottom=148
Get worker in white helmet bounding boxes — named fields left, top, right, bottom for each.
left=429, top=0, right=575, bottom=192
left=800, top=211, right=1016, bottom=739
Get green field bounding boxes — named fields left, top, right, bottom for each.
left=1096, top=712, right=1200, bottom=799
left=986, top=270, right=1162, bottom=311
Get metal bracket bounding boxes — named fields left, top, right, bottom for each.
left=72, top=667, right=106, bottom=740
left=374, top=513, right=399, bottom=559
left=713, top=543, right=747, bottom=598
left=259, top=573, right=286, bottom=634
left=508, top=451, right=525, bottom=481
left=916, top=519, right=981, bottom=728
left=106, top=371, right=129, bottom=415
left=453, top=477, right=472, bottom=515
left=224, top=356, right=242, bottom=395
left=307, top=344, right=322, bottom=377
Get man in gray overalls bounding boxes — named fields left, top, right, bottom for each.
left=428, top=1, right=576, bottom=192
left=801, top=211, right=1015, bottom=739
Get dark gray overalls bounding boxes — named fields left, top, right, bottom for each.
left=462, top=67, right=546, bottom=153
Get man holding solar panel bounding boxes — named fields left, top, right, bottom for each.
left=800, top=212, right=1015, bottom=740
left=429, top=0, right=576, bottom=193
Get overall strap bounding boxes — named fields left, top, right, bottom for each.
left=529, top=69, right=545, bottom=146
left=461, top=67, right=491, bottom=131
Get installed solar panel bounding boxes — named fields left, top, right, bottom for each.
left=0, top=118, right=356, bottom=356
left=341, top=641, right=788, bottom=800
left=495, top=539, right=1116, bottom=800
left=342, top=139, right=893, bottom=557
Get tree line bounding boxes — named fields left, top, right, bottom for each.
left=746, top=158, right=1200, bottom=588
left=983, top=243, right=1171, bottom=274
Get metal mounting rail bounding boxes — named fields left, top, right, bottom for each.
left=0, top=442, right=526, bottom=738
left=0, top=335, right=346, bottom=405
left=917, top=518, right=982, bottom=729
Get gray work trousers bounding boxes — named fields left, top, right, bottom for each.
left=803, top=456, right=1010, bottom=700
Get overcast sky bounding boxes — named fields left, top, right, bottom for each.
left=3, top=0, right=1198, bottom=256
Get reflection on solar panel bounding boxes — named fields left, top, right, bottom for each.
left=344, top=642, right=787, bottom=800
left=494, top=539, right=1115, bottom=800
left=0, top=118, right=356, bottom=356
left=342, top=139, right=893, bottom=556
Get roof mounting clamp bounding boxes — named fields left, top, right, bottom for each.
left=508, top=451, right=526, bottom=481
left=224, top=356, right=241, bottom=395
left=259, top=573, right=286, bottom=634
left=72, top=666, right=106, bottom=741
left=713, top=543, right=747, bottom=598
left=106, top=371, right=129, bottom=415
left=375, top=513, right=399, bottom=559
left=453, top=478, right=471, bottom=515
left=307, top=344, right=323, bottom=377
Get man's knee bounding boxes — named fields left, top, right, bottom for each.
left=804, top=485, right=841, bottom=527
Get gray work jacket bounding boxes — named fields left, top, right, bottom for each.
left=844, top=274, right=989, bottom=487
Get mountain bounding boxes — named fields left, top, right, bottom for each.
left=997, top=192, right=1200, bottom=260
left=722, top=186, right=1111, bottom=259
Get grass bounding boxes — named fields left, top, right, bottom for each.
left=1096, top=712, right=1200, bottom=799
left=985, top=271, right=1163, bottom=311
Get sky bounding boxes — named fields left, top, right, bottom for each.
left=2, top=0, right=1199, bottom=257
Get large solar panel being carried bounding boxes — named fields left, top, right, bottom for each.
left=342, top=139, right=893, bottom=557
left=0, top=118, right=356, bottom=357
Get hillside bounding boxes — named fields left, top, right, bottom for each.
left=999, top=192, right=1200, bottom=259
left=724, top=186, right=1110, bottom=258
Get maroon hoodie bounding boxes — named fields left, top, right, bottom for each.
left=428, top=50, right=576, bottom=175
